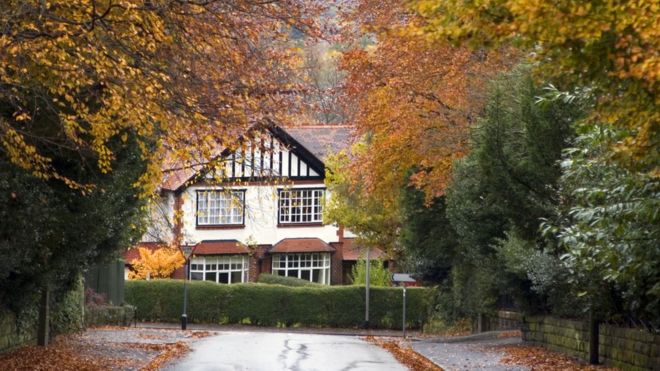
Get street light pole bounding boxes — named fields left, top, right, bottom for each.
left=364, top=246, right=370, bottom=328
left=179, top=244, right=194, bottom=331
left=181, top=258, right=189, bottom=330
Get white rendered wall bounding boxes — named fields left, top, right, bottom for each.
left=141, top=193, right=175, bottom=243
left=179, top=183, right=340, bottom=246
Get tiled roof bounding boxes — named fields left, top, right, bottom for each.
left=270, top=238, right=335, bottom=253
left=193, top=240, right=249, bottom=255
left=123, top=242, right=165, bottom=264
left=284, top=125, right=354, bottom=160
left=341, top=238, right=386, bottom=261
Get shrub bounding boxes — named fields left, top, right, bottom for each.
left=351, top=259, right=390, bottom=286
left=257, top=273, right=321, bottom=287
left=126, top=280, right=434, bottom=329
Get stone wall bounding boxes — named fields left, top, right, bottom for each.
left=522, top=316, right=660, bottom=370
left=0, top=277, right=85, bottom=353
left=84, top=305, right=135, bottom=327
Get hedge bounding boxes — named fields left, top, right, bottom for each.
left=126, top=280, right=434, bottom=329
left=256, top=273, right=321, bottom=287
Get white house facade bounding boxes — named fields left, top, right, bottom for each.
left=125, top=123, right=386, bottom=285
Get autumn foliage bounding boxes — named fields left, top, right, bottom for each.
left=0, top=0, right=320, bottom=192
left=412, top=0, right=659, bottom=174
left=128, top=246, right=185, bottom=280
left=338, top=1, right=509, bottom=203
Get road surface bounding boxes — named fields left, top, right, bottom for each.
left=165, top=331, right=407, bottom=371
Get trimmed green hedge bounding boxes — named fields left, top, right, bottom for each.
left=126, top=280, right=434, bottom=329
left=257, top=273, right=321, bottom=287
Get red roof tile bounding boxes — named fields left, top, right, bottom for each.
left=341, top=239, right=386, bottom=261
left=193, top=240, right=249, bottom=255
left=285, top=125, right=354, bottom=160
left=270, top=238, right=335, bottom=253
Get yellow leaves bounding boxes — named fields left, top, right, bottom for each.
left=1, top=0, right=314, bottom=193
left=409, top=0, right=660, bottom=174
left=128, top=246, right=185, bottom=280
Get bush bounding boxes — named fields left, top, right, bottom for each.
left=257, top=273, right=320, bottom=287
left=351, top=259, right=390, bottom=286
left=126, top=280, right=434, bottom=329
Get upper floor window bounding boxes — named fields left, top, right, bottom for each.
left=278, top=188, right=324, bottom=224
left=196, top=190, right=245, bottom=226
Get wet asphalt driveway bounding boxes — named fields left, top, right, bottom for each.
left=164, top=331, right=407, bottom=371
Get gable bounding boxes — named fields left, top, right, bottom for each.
left=219, top=128, right=323, bottom=180
left=162, top=123, right=352, bottom=191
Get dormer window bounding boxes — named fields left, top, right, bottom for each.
left=196, top=190, right=245, bottom=226
left=278, top=188, right=324, bottom=225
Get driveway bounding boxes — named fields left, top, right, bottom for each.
left=165, top=331, right=407, bottom=371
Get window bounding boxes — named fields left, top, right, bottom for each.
left=189, top=255, right=249, bottom=284
left=272, top=253, right=330, bottom=285
left=197, top=190, right=245, bottom=226
left=278, top=188, right=324, bottom=224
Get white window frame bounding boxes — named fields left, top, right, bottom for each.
left=271, top=253, right=331, bottom=285
left=278, top=188, right=324, bottom=224
left=189, top=255, right=249, bottom=284
left=196, top=190, right=245, bottom=226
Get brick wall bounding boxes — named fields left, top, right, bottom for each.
left=522, top=316, right=660, bottom=370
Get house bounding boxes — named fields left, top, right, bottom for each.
left=124, top=123, right=388, bottom=285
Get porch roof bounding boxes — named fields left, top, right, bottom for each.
left=270, top=238, right=335, bottom=254
left=341, top=238, right=386, bottom=261
left=193, top=239, right=249, bottom=255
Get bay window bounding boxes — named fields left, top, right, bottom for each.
left=272, top=253, right=330, bottom=285
left=189, top=255, right=249, bottom=284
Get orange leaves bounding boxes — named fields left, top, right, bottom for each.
left=339, top=1, right=507, bottom=203
left=364, top=336, right=442, bottom=371
left=498, top=344, right=619, bottom=371
left=128, top=246, right=185, bottom=280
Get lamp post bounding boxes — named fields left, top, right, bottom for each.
left=180, top=244, right=194, bottom=330
left=364, top=246, right=370, bottom=329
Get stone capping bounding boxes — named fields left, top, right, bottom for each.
left=522, top=316, right=660, bottom=371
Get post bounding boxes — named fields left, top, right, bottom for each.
left=364, top=246, right=370, bottom=328
left=588, top=310, right=599, bottom=364
left=37, top=285, right=50, bottom=346
left=402, top=285, right=407, bottom=339
left=181, top=259, right=189, bottom=330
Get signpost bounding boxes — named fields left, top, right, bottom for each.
left=180, top=245, right=195, bottom=330
left=391, top=273, right=416, bottom=339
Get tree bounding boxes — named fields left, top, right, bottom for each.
left=0, top=123, right=149, bottom=343
left=338, top=0, right=509, bottom=205
left=445, top=66, right=584, bottom=316
left=324, top=146, right=400, bottom=250
left=128, top=246, right=185, bottom=280
left=0, top=0, right=320, bottom=191
left=411, top=0, right=659, bottom=173
left=547, top=124, right=660, bottom=321
left=399, top=182, right=457, bottom=283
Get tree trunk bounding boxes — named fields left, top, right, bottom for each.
left=37, top=285, right=50, bottom=346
